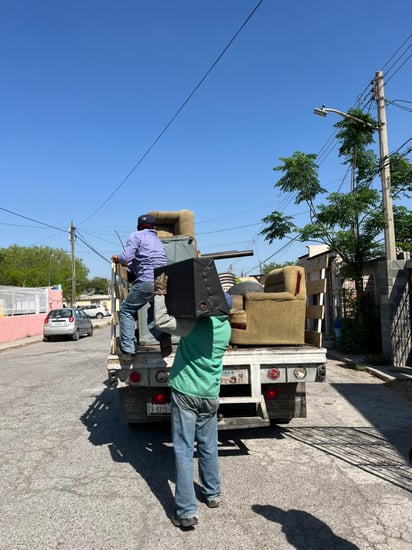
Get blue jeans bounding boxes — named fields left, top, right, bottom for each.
left=119, top=281, right=155, bottom=353
left=171, top=389, right=220, bottom=518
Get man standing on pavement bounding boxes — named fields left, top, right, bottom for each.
left=111, top=214, right=171, bottom=358
left=153, top=273, right=232, bottom=530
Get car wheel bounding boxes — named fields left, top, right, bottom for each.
left=88, top=325, right=93, bottom=337
left=43, top=336, right=49, bottom=342
left=72, top=329, right=80, bottom=341
left=96, top=313, right=103, bottom=319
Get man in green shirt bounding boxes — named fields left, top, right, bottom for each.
left=154, top=274, right=231, bottom=529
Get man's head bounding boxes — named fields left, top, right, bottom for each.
left=137, top=214, right=156, bottom=230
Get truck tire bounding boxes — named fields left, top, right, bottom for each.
left=72, top=329, right=80, bottom=341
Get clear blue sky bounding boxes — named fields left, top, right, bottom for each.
left=1, top=0, right=411, bottom=281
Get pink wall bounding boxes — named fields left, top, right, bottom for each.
left=0, top=313, right=48, bottom=343
left=0, top=288, right=63, bottom=343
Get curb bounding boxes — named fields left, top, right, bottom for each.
left=327, top=350, right=396, bottom=383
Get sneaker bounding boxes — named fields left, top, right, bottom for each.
left=205, top=497, right=220, bottom=508
left=160, top=334, right=172, bottom=358
left=171, top=514, right=198, bottom=529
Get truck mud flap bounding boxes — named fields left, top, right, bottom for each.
left=265, top=382, right=306, bottom=423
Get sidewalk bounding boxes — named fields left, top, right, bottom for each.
left=0, top=334, right=44, bottom=352
left=327, top=348, right=412, bottom=382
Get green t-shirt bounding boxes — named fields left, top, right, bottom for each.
left=168, top=315, right=231, bottom=399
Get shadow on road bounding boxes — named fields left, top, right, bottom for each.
left=80, top=386, right=175, bottom=516
left=79, top=385, right=284, bottom=514
left=80, top=377, right=412, bottom=517
left=252, top=504, right=360, bottom=550
left=284, top=426, right=412, bottom=493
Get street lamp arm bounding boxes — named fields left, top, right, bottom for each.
left=313, top=105, right=378, bottom=129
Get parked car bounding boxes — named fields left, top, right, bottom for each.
left=80, top=304, right=110, bottom=319
left=43, top=308, right=93, bottom=341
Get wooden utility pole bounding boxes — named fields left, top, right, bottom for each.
left=70, top=221, right=76, bottom=306
left=374, top=70, right=397, bottom=261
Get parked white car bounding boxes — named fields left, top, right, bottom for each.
left=80, top=304, right=110, bottom=319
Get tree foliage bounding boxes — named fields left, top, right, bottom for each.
left=0, top=245, right=89, bottom=301
left=260, top=108, right=412, bottom=351
left=261, top=260, right=297, bottom=276
left=83, top=276, right=110, bottom=295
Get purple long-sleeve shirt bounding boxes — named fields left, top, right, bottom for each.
left=118, top=228, right=167, bottom=283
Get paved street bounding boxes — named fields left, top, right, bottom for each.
left=0, top=326, right=411, bottom=549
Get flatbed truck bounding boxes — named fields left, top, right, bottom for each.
left=106, top=210, right=327, bottom=429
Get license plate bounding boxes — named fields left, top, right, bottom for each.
left=221, top=369, right=249, bottom=384
left=147, top=403, right=171, bottom=415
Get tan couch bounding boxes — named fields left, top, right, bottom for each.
left=229, top=265, right=306, bottom=346
left=148, top=210, right=195, bottom=239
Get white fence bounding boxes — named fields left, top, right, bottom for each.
left=0, top=286, right=49, bottom=317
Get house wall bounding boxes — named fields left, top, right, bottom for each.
left=0, top=288, right=62, bottom=344
left=379, top=259, right=411, bottom=367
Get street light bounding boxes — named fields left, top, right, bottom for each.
left=313, top=105, right=378, bottom=129
left=313, top=102, right=396, bottom=262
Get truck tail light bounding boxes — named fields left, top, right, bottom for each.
left=129, top=371, right=141, bottom=384
left=152, top=391, right=167, bottom=405
left=267, top=368, right=280, bottom=380
left=265, top=387, right=279, bottom=400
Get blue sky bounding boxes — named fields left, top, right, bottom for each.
left=1, top=0, right=411, bottom=281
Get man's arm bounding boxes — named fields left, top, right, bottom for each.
left=117, top=232, right=139, bottom=264
left=154, top=295, right=195, bottom=337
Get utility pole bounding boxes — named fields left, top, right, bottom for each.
left=374, top=70, right=397, bottom=261
left=70, top=221, right=76, bottom=306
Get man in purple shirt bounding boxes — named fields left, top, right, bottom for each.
left=112, top=214, right=171, bottom=358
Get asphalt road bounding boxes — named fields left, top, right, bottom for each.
left=0, top=325, right=411, bottom=550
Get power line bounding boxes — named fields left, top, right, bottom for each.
left=78, top=0, right=265, bottom=225
left=0, top=207, right=66, bottom=233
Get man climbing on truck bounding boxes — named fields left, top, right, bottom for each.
left=111, top=214, right=171, bottom=358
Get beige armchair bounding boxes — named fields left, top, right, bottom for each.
left=229, top=265, right=306, bottom=346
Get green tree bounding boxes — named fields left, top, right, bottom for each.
left=261, top=260, right=297, bottom=276
left=83, top=276, right=110, bottom=295
left=393, top=206, right=412, bottom=253
left=0, top=245, right=89, bottom=302
left=260, top=108, right=412, bottom=353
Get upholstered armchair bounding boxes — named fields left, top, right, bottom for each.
left=229, top=265, right=307, bottom=346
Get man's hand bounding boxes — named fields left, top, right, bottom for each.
left=154, top=273, right=168, bottom=295
left=112, top=255, right=119, bottom=264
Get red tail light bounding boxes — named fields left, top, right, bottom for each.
left=265, top=387, right=279, bottom=400
left=44, top=318, right=49, bottom=324
left=69, top=316, right=74, bottom=323
left=129, top=371, right=141, bottom=384
left=267, top=368, right=280, bottom=380
left=152, top=391, right=167, bottom=405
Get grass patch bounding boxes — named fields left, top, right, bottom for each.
left=347, top=362, right=367, bottom=371
left=384, top=379, right=412, bottom=402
